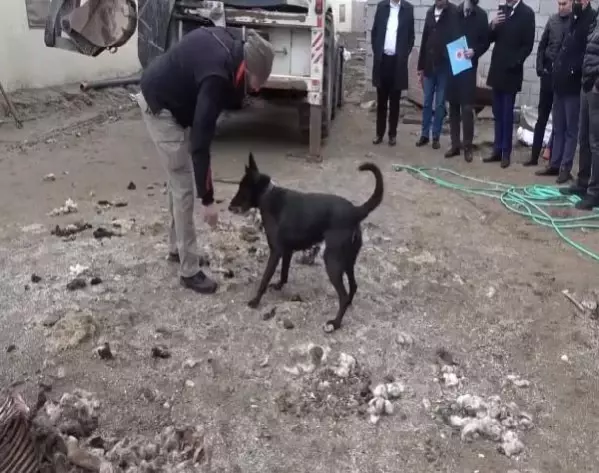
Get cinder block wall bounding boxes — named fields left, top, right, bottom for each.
left=364, top=0, right=560, bottom=107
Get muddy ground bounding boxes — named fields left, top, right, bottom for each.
left=1, top=49, right=599, bottom=473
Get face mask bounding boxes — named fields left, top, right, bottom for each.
left=573, top=3, right=583, bottom=14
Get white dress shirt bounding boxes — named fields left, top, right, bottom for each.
left=383, top=0, right=401, bottom=55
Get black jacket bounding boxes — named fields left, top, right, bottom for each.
left=553, top=6, right=596, bottom=95
left=582, top=13, right=599, bottom=92
left=446, top=2, right=489, bottom=104
left=371, top=0, right=415, bottom=91
left=140, top=27, right=245, bottom=205
left=486, top=1, right=536, bottom=93
left=417, top=3, right=458, bottom=76
left=537, top=14, right=571, bottom=75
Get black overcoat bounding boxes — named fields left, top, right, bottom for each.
left=446, top=3, right=489, bottom=104
left=371, top=0, right=415, bottom=91
left=486, top=1, right=536, bottom=93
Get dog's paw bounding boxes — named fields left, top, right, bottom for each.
left=324, top=320, right=340, bottom=333
left=269, top=282, right=284, bottom=291
left=248, top=298, right=260, bottom=309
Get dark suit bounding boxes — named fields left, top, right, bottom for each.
left=446, top=2, right=489, bottom=150
left=486, top=1, right=535, bottom=162
left=371, top=0, right=415, bottom=139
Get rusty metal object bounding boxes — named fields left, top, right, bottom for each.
left=0, top=82, right=23, bottom=129
left=80, top=75, right=141, bottom=92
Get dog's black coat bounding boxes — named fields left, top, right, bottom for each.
left=229, top=153, right=384, bottom=332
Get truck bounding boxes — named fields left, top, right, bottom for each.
left=43, top=0, right=346, bottom=158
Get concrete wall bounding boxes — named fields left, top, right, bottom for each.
left=332, top=0, right=367, bottom=33
left=365, top=0, right=566, bottom=106
left=0, top=0, right=141, bottom=92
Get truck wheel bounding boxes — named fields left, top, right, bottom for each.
left=321, top=11, right=334, bottom=138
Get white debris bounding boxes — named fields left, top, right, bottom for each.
left=561, top=354, right=569, bottom=362
left=456, top=394, right=486, bottom=416
left=461, top=417, right=503, bottom=442
left=408, top=251, right=437, bottom=265
left=422, top=398, right=432, bottom=411
left=505, top=374, right=531, bottom=388
left=43, top=173, right=56, bottom=182
left=386, top=381, right=405, bottom=399
left=396, top=332, right=414, bottom=348
left=49, top=198, right=78, bottom=216
left=443, top=372, right=459, bottom=387
left=184, top=380, right=195, bottom=388
left=499, top=430, right=525, bottom=457
left=372, top=384, right=388, bottom=399
left=183, top=358, right=200, bottom=369
left=369, top=414, right=380, bottom=424
left=486, top=286, right=497, bottom=298
left=332, top=352, right=356, bottom=378
left=367, top=397, right=386, bottom=416
left=69, top=264, right=89, bottom=276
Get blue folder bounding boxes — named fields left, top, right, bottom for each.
left=446, top=36, right=473, bottom=76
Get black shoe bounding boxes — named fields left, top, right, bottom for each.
left=535, top=167, right=559, bottom=177
left=575, top=194, right=599, bottom=210
left=389, top=136, right=397, bottom=147
left=180, top=270, right=218, bottom=294
left=556, top=170, right=572, bottom=185
left=444, top=147, right=460, bottom=158
left=168, top=252, right=210, bottom=267
left=522, top=157, right=539, bottom=167
left=373, top=136, right=383, bottom=145
left=559, top=185, right=587, bottom=198
left=500, top=155, right=511, bottom=169
left=416, top=136, right=430, bottom=147
left=432, top=139, right=441, bottom=150
left=483, top=153, right=501, bottom=163
left=464, top=147, right=473, bottom=163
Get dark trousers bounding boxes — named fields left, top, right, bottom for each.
left=550, top=93, right=580, bottom=172
left=449, top=102, right=474, bottom=148
left=376, top=54, right=401, bottom=139
left=577, top=90, right=599, bottom=196
left=492, top=90, right=517, bottom=156
left=532, top=81, right=554, bottom=161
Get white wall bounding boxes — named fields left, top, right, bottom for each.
left=0, top=0, right=141, bottom=92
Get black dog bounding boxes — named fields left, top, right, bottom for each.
left=229, top=153, right=384, bottom=332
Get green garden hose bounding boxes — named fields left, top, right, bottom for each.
left=392, top=164, right=599, bottom=262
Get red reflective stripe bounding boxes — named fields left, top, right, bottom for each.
left=235, top=61, right=246, bottom=87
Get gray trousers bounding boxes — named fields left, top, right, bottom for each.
left=550, top=93, right=580, bottom=172
left=578, top=90, right=599, bottom=196
left=449, top=102, right=474, bottom=148
left=137, top=93, right=200, bottom=277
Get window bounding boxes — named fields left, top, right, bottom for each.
left=339, top=4, right=346, bottom=23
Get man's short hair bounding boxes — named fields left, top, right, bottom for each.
left=244, top=29, right=275, bottom=86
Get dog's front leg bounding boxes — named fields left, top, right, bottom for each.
left=248, top=251, right=281, bottom=308
left=270, top=251, right=292, bottom=290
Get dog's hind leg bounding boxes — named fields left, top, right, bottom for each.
left=248, top=251, right=281, bottom=308
left=270, top=251, right=292, bottom=290
left=323, top=249, right=351, bottom=333
left=346, top=266, right=358, bottom=305
left=346, top=230, right=362, bottom=305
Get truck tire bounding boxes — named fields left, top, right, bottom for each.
left=321, top=10, right=334, bottom=138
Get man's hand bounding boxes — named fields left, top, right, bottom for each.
left=491, top=13, right=506, bottom=28
left=203, top=203, right=219, bottom=228
left=417, top=70, right=424, bottom=88
left=464, top=49, right=474, bottom=59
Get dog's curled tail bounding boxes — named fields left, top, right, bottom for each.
left=355, top=162, right=384, bottom=221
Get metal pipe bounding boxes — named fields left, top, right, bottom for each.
left=80, top=75, right=140, bottom=92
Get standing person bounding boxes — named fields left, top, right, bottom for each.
left=416, top=0, right=456, bottom=150
left=138, top=27, right=274, bottom=292
left=524, top=2, right=572, bottom=167
left=445, top=0, right=490, bottom=162
left=484, top=0, right=536, bottom=168
left=371, top=0, right=416, bottom=146
left=560, top=12, right=599, bottom=210
left=539, top=0, right=595, bottom=182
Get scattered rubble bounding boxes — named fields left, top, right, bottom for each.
left=46, top=310, right=98, bottom=352
left=262, top=307, right=276, bottom=321
left=90, top=276, right=103, bottom=286
left=43, top=173, right=57, bottom=182
left=96, top=342, right=114, bottom=360
left=93, top=227, right=119, bottom=240
left=127, top=181, right=136, bottom=190
left=367, top=381, right=405, bottom=424
left=67, top=278, right=87, bottom=291
left=49, top=199, right=78, bottom=216
left=436, top=393, right=534, bottom=458
left=31, top=273, right=42, bottom=283
left=151, top=345, right=171, bottom=359
left=51, top=221, right=92, bottom=238
left=504, top=374, right=531, bottom=389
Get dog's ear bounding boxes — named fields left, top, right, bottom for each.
left=248, top=152, right=258, bottom=172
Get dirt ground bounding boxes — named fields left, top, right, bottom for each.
left=1, top=48, right=599, bottom=473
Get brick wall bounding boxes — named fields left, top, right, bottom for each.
left=364, top=0, right=561, bottom=107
